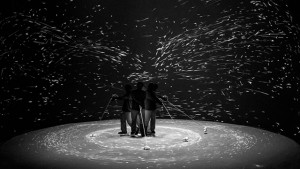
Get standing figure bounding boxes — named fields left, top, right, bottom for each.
left=130, top=82, right=146, bottom=137
left=112, top=84, right=133, bottom=135
left=146, top=83, right=162, bottom=134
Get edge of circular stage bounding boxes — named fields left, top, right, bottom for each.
left=0, top=119, right=300, bottom=169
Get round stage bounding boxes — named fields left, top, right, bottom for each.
left=1, top=119, right=300, bottom=169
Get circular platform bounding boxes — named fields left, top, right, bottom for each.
left=1, top=119, right=300, bottom=169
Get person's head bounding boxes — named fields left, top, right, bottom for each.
left=153, top=83, right=158, bottom=91
left=136, top=82, right=144, bottom=90
left=147, top=83, right=155, bottom=91
left=124, top=84, right=132, bottom=93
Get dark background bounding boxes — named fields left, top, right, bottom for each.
left=0, top=0, right=300, bottom=144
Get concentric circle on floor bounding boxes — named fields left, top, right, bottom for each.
left=1, top=119, right=300, bottom=169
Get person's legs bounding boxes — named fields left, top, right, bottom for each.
left=139, top=109, right=146, bottom=136
left=144, top=110, right=152, bottom=133
left=131, top=110, right=138, bottom=135
left=150, top=109, right=157, bottom=133
left=125, top=111, right=132, bottom=127
left=134, top=113, right=140, bottom=135
left=120, top=112, right=127, bottom=133
left=136, top=114, right=140, bottom=127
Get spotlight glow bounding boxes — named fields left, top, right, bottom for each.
left=1, top=119, right=299, bottom=169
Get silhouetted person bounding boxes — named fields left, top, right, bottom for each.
left=130, top=82, right=146, bottom=137
left=145, top=83, right=162, bottom=135
left=112, top=84, right=133, bottom=134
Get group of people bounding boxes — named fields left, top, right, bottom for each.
left=112, top=82, right=166, bottom=137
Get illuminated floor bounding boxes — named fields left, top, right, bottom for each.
left=1, top=119, right=300, bottom=169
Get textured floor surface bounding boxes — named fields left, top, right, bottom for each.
left=1, top=119, right=300, bottom=169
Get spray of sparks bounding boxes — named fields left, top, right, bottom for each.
left=0, top=0, right=299, bottom=141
